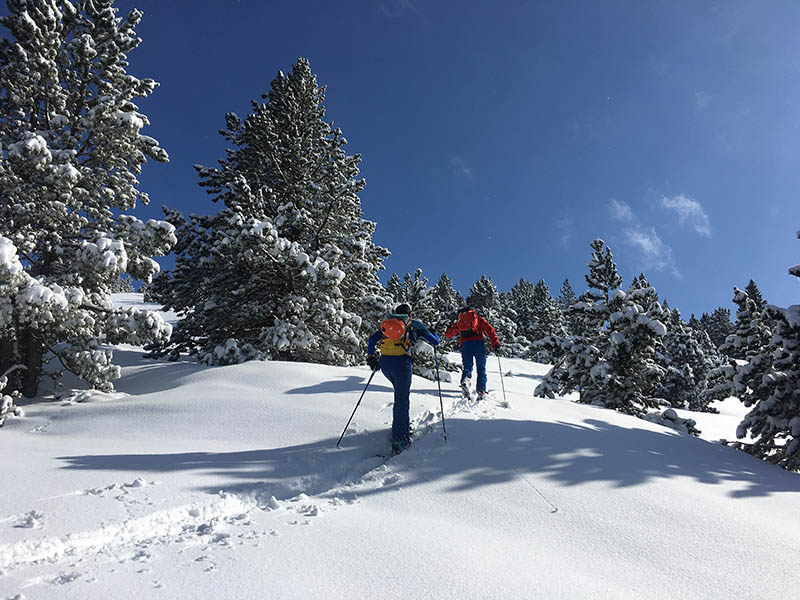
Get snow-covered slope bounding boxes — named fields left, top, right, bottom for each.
left=1, top=297, right=798, bottom=599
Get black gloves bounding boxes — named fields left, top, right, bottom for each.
left=366, top=355, right=380, bottom=371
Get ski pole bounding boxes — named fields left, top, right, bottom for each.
left=434, top=347, right=448, bottom=440
left=497, top=354, right=508, bottom=405
left=336, top=370, right=377, bottom=448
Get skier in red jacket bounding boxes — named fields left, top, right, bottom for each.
left=445, top=307, right=499, bottom=400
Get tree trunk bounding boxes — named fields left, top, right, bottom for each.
left=0, top=333, right=21, bottom=393
left=21, top=329, right=43, bottom=398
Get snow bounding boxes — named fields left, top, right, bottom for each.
left=0, top=237, right=23, bottom=275
left=20, top=284, right=68, bottom=309
left=1, top=295, right=798, bottom=599
left=8, top=133, right=51, bottom=163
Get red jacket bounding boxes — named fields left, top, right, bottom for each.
left=445, top=315, right=499, bottom=348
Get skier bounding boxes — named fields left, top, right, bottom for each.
left=445, top=307, right=500, bottom=400
left=366, top=303, right=440, bottom=455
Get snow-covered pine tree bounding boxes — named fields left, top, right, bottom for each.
left=536, top=240, right=667, bottom=415
left=703, top=287, right=768, bottom=405
left=0, top=1, right=174, bottom=396
left=109, top=276, right=134, bottom=293
left=628, top=274, right=659, bottom=308
left=744, top=279, right=765, bottom=307
left=557, top=277, right=580, bottom=335
left=498, top=289, right=529, bottom=358
left=535, top=238, right=622, bottom=404
left=600, top=274, right=667, bottom=413
left=527, top=279, right=565, bottom=362
left=425, top=273, right=464, bottom=349
left=731, top=236, right=800, bottom=470
left=387, top=269, right=430, bottom=321
left=701, top=307, right=733, bottom=349
left=466, top=275, right=522, bottom=357
left=149, top=58, right=389, bottom=366
left=659, top=308, right=718, bottom=412
left=385, top=273, right=404, bottom=306
left=721, top=287, right=772, bottom=361
left=509, top=278, right=536, bottom=343
left=577, top=238, right=623, bottom=332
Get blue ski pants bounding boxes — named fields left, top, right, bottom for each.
left=460, top=339, right=487, bottom=392
left=380, top=354, right=413, bottom=442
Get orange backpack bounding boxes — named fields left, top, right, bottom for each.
left=381, top=317, right=408, bottom=341
left=456, top=309, right=479, bottom=333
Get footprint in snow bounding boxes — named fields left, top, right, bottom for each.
left=14, top=511, right=44, bottom=529
left=132, top=549, right=151, bottom=563
left=52, top=572, right=81, bottom=585
left=382, top=474, right=402, bottom=487
left=296, top=504, right=319, bottom=517
left=83, top=478, right=154, bottom=497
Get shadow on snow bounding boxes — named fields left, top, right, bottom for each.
left=57, top=415, right=800, bottom=501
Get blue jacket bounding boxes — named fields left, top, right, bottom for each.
left=367, top=318, right=440, bottom=356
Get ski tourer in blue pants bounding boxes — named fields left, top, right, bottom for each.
left=445, top=308, right=500, bottom=399
left=366, top=304, right=440, bottom=454
left=379, top=355, right=413, bottom=444
left=460, top=339, right=488, bottom=393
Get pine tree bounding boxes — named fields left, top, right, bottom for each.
left=387, top=269, right=430, bottom=321
left=731, top=245, right=800, bottom=470
left=721, top=287, right=772, bottom=361
left=535, top=239, right=667, bottom=415
left=509, top=278, right=536, bottom=343
left=702, top=288, right=762, bottom=406
left=700, top=307, right=733, bottom=349
left=744, top=279, right=765, bottom=307
left=150, top=58, right=389, bottom=365
left=536, top=239, right=622, bottom=405
left=497, top=289, right=529, bottom=358
left=557, top=278, right=576, bottom=312
left=528, top=279, right=564, bottom=362
left=659, top=308, right=718, bottom=411
left=557, top=278, right=580, bottom=335
left=426, top=273, right=464, bottom=346
left=109, top=276, right=135, bottom=293
left=0, top=1, right=174, bottom=396
left=600, top=274, right=667, bottom=413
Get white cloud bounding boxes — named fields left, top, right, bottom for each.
left=450, top=156, right=473, bottom=180
left=556, top=216, right=574, bottom=247
left=608, top=198, right=634, bottom=223
left=660, top=194, right=711, bottom=237
left=606, top=196, right=685, bottom=277
left=624, top=226, right=681, bottom=277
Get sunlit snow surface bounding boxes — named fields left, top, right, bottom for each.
left=1, top=295, right=798, bottom=599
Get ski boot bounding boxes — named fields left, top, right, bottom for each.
left=460, top=377, right=472, bottom=400
left=391, top=435, right=410, bottom=456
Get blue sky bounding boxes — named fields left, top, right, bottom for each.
left=48, top=1, right=800, bottom=316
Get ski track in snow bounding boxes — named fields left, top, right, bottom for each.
left=0, top=389, right=505, bottom=592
